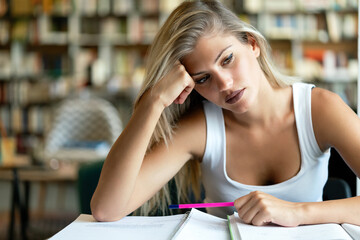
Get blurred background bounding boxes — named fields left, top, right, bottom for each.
left=0, top=0, right=358, bottom=239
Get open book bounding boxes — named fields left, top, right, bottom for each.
left=50, top=208, right=360, bottom=240
left=49, top=209, right=229, bottom=240
left=228, top=212, right=360, bottom=240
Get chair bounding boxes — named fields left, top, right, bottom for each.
left=36, top=96, right=122, bottom=217
left=77, top=161, right=169, bottom=215
left=77, top=160, right=104, bottom=214
left=323, top=177, right=352, bottom=200
left=44, top=96, right=122, bottom=162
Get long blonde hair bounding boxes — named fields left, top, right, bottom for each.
left=133, top=0, right=295, bottom=216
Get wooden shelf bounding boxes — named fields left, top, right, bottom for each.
left=302, top=40, right=357, bottom=52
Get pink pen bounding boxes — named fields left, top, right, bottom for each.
left=169, top=202, right=234, bottom=209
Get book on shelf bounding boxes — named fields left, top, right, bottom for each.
left=77, top=0, right=97, bottom=16
left=0, top=51, right=11, bottom=78
left=49, top=208, right=360, bottom=240
left=243, top=0, right=262, bottom=14
left=112, top=0, right=134, bottom=15
left=139, top=0, right=159, bottom=14
left=263, top=0, right=297, bottom=13
left=0, top=0, right=8, bottom=17
left=0, top=78, right=69, bottom=105
left=259, top=12, right=357, bottom=42
left=245, top=0, right=358, bottom=12
left=113, top=49, right=144, bottom=89
left=342, top=14, right=358, bottom=39
left=101, top=18, right=127, bottom=43
left=27, top=106, right=52, bottom=134
left=302, top=48, right=357, bottom=82
left=271, top=48, right=293, bottom=75
left=159, top=0, right=183, bottom=14
left=127, top=14, right=142, bottom=43
left=10, top=0, right=33, bottom=16
left=0, top=105, right=51, bottom=135
left=97, top=0, right=111, bottom=16
left=326, top=11, right=342, bottom=43
left=0, top=20, right=9, bottom=44
left=142, top=18, right=159, bottom=43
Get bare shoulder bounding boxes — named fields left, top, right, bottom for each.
left=172, top=105, right=207, bottom=158
left=311, top=87, right=344, bottom=109
left=311, top=87, right=354, bottom=121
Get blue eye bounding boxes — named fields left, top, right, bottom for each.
left=195, top=74, right=210, bottom=84
left=223, top=53, right=233, bottom=65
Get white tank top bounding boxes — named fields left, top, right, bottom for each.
left=201, top=83, right=330, bottom=218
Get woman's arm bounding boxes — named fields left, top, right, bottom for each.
left=234, top=191, right=360, bottom=227
left=234, top=88, right=360, bottom=227
left=306, top=87, right=360, bottom=225
left=90, top=63, right=205, bottom=221
left=312, top=88, right=360, bottom=177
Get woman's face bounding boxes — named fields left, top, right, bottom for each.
left=182, top=33, right=266, bottom=114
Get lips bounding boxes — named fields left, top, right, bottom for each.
left=225, top=89, right=245, bottom=104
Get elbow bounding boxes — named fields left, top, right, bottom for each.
left=90, top=198, right=127, bottom=222
left=91, top=207, right=113, bottom=222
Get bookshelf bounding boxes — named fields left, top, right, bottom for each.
left=0, top=0, right=358, bottom=158
left=0, top=0, right=183, bottom=155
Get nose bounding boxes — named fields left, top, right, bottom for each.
left=215, top=71, right=233, bottom=92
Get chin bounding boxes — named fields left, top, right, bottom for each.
left=223, top=103, right=249, bottom=114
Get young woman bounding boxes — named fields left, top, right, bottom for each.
left=90, top=0, right=360, bottom=226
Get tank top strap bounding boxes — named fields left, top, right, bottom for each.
left=202, top=101, right=226, bottom=167
left=292, top=82, right=324, bottom=160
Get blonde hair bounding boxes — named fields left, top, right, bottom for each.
left=133, top=0, right=295, bottom=216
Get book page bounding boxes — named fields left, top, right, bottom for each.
left=342, top=223, right=360, bottom=240
left=229, top=212, right=352, bottom=240
left=50, top=213, right=186, bottom=240
left=173, top=208, right=230, bottom=240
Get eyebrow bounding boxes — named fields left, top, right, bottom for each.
left=189, top=45, right=233, bottom=77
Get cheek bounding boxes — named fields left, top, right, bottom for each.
left=194, top=86, right=208, bottom=98
left=194, top=86, right=216, bottom=101
left=234, top=57, right=259, bottom=82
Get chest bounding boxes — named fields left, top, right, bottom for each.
left=225, top=120, right=301, bottom=186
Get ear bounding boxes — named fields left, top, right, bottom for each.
left=247, top=33, right=260, bottom=58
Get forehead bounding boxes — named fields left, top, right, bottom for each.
left=192, top=33, right=238, bottom=53
left=182, top=33, right=243, bottom=69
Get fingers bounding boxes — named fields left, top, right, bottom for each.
left=174, top=84, right=194, bottom=104
left=252, top=210, right=272, bottom=226
left=172, top=63, right=195, bottom=105
left=235, top=191, right=272, bottom=226
left=153, top=61, right=195, bottom=107
left=234, top=191, right=300, bottom=227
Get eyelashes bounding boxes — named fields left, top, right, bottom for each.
left=195, top=74, right=210, bottom=84
left=222, top=53, right=233, bottom=65
left=195, top=53, right=234, bottom=85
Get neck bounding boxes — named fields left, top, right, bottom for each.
left=224, top=82, right=293, bottom=129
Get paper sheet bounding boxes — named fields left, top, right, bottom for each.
left=50, top=213, right=186, bottom=240
left=342, top=223, right=360, bottom=240
left=173, top=208, right=230, bottom=240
